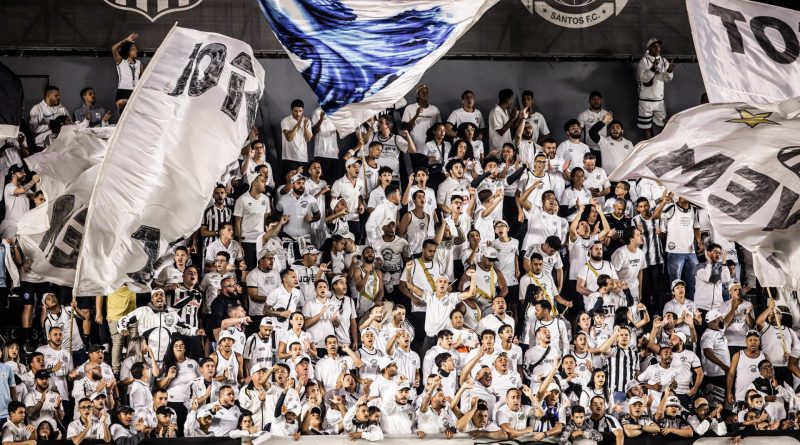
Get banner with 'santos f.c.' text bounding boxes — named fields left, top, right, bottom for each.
left=687, top=0, right=800, bottom=104
left=74, top=26, right=264, bottom=295
left=610, top=98, right=800, bottom=289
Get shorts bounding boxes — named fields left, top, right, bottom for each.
left=115, top=89, right=133, bottom=101
left=637, top=99, right=666, bottom=129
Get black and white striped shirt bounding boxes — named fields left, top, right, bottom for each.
left=606, top=345, right=639, bottom=393
left=202, top=204, right=233, bottom=247
left=632, top=214, right=664, bottom=267
left=593, top=414, right=622, bottom=433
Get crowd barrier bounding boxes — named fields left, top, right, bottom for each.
left=45, top=431, right=800, bottom=445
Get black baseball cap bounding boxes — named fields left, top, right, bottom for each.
left=34, top=370, right=51, bottom=380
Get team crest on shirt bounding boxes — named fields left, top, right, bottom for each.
left=165, top=313, right=176, bottom=325
left=301, top=201, right=309, bottom=209
left=667, top=242, right=676, bottom=250
left=750, top=365, right=758, bottom=373
left=522, top=0, right=629, bottom=28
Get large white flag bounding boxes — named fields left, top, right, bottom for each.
left=610, top=98, right=800, bottom=289
left=256, top=0, right=498, bottom=135
left=74, top=27, right=265, bottom=295
left=687, top=0, right=800, bottom=104
left=16, top=125, right=111, bottom=287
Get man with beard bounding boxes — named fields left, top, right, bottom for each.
left=576, top=241, right=618, bottom=300
left=234, top=173, right=270, bottom=270
left=245, top=250, right=279, bottom=333
left=72, top=87, right=113, bottom=127
left=523, top=327, right=561, bottom=384
left=577, top=91, right=608, bottom=151
left=277, top=174, right=320, bottom=239
left=119, top=290, right=204, bottom=363
left=380, top=381, right=421, bottom=435
left=315, top=336, right=363, bottom=393
left=29, top=85, right=68, bottom=147
left=556, top=119, right=590, bottom=173
left=24, top=370, right=63, bottom=427
left=437, top=159, right=471, bottom=217
left=200, top=184, right=232, bottom=251
left=582, top=153, right=611, bottom=207
left=352, top=247, right=384, bottom=317
left=417, top=378, right=457, bottom=437
left=517, top=152, right=565, bottom=211
left=589, top=112, right=633, bottom=175
left=209, top=385, right=242, bottom=436
left=513, top=113, right=539, bottom=166
left=170, top=266, right=206, bottom=360
left=521, top=91, right=551, bottom=144
left=1, top=165, right=39, bottom=238
left=374, top=221, right=411, bottom=300
left=637, top=347, right=680, bottom=412
left=653, top=194, right=703, bottom=300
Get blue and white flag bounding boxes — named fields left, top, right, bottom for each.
left=257, top=0, right=498, bottom=135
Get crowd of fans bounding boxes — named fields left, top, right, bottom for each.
left=0, top=33, right=796, bottom=445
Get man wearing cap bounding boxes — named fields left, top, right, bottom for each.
left=621, top=396, right=660, bottom=438
left=211, top=331, right=244, bottom=389
left=1, top=165, right=38, bottom=238
left=277, top=173, right=320, bottom=240
left=246, top=250, right=279, bottom=328
left=237, top=363, right=271, bottom=431
left=23, top=370, right=62, bottom=427
left=185, top=402, right=214, bottom=437
left=718, top=282, right=754, bottom=357
left=637, top=38, right=674, bottom=139
left=234, top=173, right=269, bottom=271
left=668, top=331, right=704, bottom=407
left=331, top=157, right=366, bottom=241
left=588, top=111, right=634, bottom=177
left=695, top=243, right=732, bottom=316
left=380, top=379, right=420, bottom=435
left=243, top=318, right=277, bottom=374
left=417, top=377, right=457, bottom=436
left=700, top=309, right=730, bottom=392
left=290, top=246, right=324, bottom=303
left=468, top=247, right=509, bottom=315
left=653, top=391, right=692, bottom=438
left=687, top=398, right=726, bottom=437
left=756, top=298, right=800, bottom=385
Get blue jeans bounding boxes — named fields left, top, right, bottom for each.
left=667, top=253, right=698, bottom=299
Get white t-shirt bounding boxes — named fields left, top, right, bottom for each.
left=280, top=115, right=310, bottom=162
left=330, top=176, right=366, bottom=222
left=577, top=108, right=608, bottom=150
left=311, top=108, right=338, bottom=159
left=610, top=247, right=646, bottom=299
left=245, top=267, right=280, bottom=317
left=3, top=183, right=29, bottom=224
left=493, top=238, right=519, bottom=286
left=488, top=105, right=511, bottom=151
left=556, top=140, right=590, bottom=170
left=233, top=192, right=270, bottom=242
left=525, top=112, right=550, bottom=143
left=576, top=260, right=618, bottom=292
left=446, top=107, right=484, bottom=129
left=402, top=103, right=441, bottom=151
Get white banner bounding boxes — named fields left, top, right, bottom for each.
left=687, top=0, right=800, bottom=104
left=610, top=98, right=800, bottom=289
left=74, top=26, right=264, bottom=295
left=257, top=0, right=498, bottom=135
left=16, top=125, right=111, bottom=288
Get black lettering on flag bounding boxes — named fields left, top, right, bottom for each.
left=750, top=16, right=800, bottom=64
left=765, top=186, right=800, bottom=231
left=645, top=145, right=734, bottom=191
left=188, top=43, right=227, bottom=96
left=221, top=72, right=260, bottom=128
left=230, top=52, right=255, bottom=76
left=169, top=43, right=201, bottom=97
left=708, top=3, right=747, bottom=54
left=39, top=195, right=87, bottom=269
left=128, top=225, right=161, bottom=284
left=709, top=166, right=779, bottom=221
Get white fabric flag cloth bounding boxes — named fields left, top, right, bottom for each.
left=687, top=0, right=800, bottom=104
left=610, top=98, right=800, bottom=289
left=74, top=26, right=265, bottom=295
left=16, top=125, right=112, bottom=288
left=257, top=0, right=498, bottom=135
